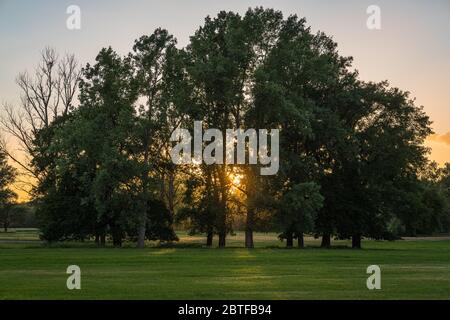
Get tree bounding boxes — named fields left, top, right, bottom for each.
left=69, top=47, right=139, bottom=246
left=34, top=47, right=139, bottom=245
left=392, top=162, right=450, bottom=236
left=249, top=13, right=347, bottom=248
left=36, top=43, right=182, bottom=246
left=34, top=115, right=98, bottom=242
left=131, top=28, right=188, bottom=247
left=0, top=142, right=18, bottom=232
left=1, top=48, right=80, bottom=195
left=186, top=8, right=286, bottom=247
left=185, top=11, right=249, bottom=247
left=314, top=80, right=432, bottom=248
left=277, top=183, right=324, bottom=247
left=177, top=174, right=220, bottom=246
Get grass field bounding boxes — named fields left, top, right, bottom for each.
left=0, top=229, right=449, bottom=299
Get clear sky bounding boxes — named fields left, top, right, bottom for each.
left=1, top=0, right=449, bottom=166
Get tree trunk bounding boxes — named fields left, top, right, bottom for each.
left=137, top=219, right=146, bottom=248
left=286, top=232, right=293, bottom=248
left=352, top=234, right=362, bottom=249
left=321, top=233, right=331, bottom=248
left=218, top=173, right=227, bottom=248
left=216, top=136, right=228, bottom=249
left=95, top=234, right=100, bottom=246
left=110, top=224, right=122, bottom=247
left=206, top=231, right=213, bottom=247
left=100, top=234, right=106, bottom=247
left=167, top=171, right=175, bottom=219
left=245, top=229, right=254, bottom=248
left=137, top=151, right=151, bottom=249
left=245, top=208, right=254, bottom=248
left=298, top=232, right=304, bottom=248
left=112, top=234, right=122, bottom=247
left=218, top=232, right=226, bottom=248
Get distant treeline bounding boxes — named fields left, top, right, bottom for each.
left=1, top=8, right=449, bottom=248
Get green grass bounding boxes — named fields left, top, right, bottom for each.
left=0, top=229, right=449, bottom=299
left=0, top=228, right=40, bottom=241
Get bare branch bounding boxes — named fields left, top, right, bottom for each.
left=0, top=47, right=80, bottom=193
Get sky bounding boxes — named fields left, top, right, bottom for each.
left=0, top=0, right=449, bottom=169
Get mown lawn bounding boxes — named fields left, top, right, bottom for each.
left=0, top=230, right=449, bottom=299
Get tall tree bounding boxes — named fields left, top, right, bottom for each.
left=250, top=14, right=350, bottom=247
left=0, top=142, right=18, bottom=232
left=186, top=8, right=285, bottom=247
left=1, top=48, right=80, bottom=195
left=316, top=80, right=432, bottom=248
left=131, top=28, right=188, bottom=247
left=186, top=11, right=248, bottom=247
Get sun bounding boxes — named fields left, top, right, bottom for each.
left=228, top=172, right=243, bottom=192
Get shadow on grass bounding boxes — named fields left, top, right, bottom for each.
left=6, top=242, right=402, bottom=251
left=0, top=238, right=407, bottom=252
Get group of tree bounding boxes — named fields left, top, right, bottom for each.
left=1, top=8, right=449, bottom=248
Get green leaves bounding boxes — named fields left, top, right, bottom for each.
left=0, top=145, right=18, bottom=231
